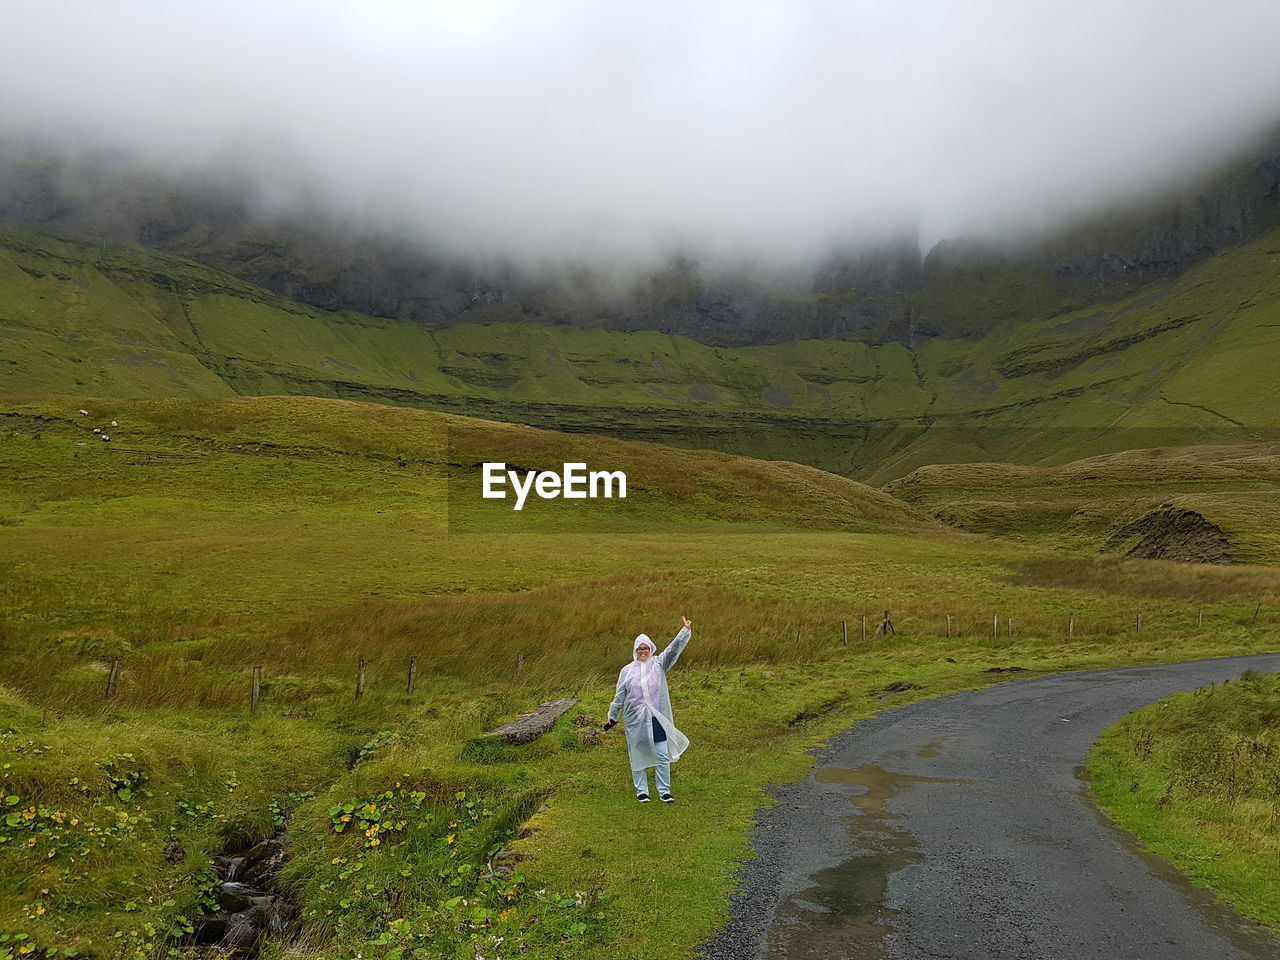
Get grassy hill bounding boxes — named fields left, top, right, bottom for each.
left=3, top=221, right=1279, bottom=483
left=0, top=393, right=933, bottom=646
left=886, top=443, right=1280, bottom=566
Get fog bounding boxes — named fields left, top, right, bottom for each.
left=4, top=0, right=1280, bottom=266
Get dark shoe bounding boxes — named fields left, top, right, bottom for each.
left=660, top=794, right=674, bottom=803
left=637, top=794, right=650, bottom=803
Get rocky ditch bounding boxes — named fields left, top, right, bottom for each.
left=188, top=831, right=297, bottom=954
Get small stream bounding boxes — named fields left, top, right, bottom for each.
left=189, top=830, right=298, bottom=953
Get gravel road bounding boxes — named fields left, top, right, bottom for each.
left=702, top=652, right=1280, bottom=960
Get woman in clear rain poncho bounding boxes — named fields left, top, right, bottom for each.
left=602, top=616, right=692, bottom=803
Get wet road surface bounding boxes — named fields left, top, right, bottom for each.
left=703, top=653, right=1280, bottom=960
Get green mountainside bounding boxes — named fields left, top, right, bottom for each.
left=3, top=221, right=1278, bottom=483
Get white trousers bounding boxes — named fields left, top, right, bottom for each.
left=631, top=740, right=671, bottom=797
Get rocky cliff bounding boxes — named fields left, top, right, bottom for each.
left=2, top=127, right=1278, bottom=345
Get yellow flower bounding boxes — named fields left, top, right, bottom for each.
left=446, top=833, right=456, bottom=844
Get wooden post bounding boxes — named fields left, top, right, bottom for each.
left=1068, top=613, right=1074, bottom=637
left=356, top=659, right=367, bottom=699
left=992, top=615, right=998, bottom=638
left=1136, top=614, right=1142, bottom=632
left=1007, top=618, right=1013, bottom=637
left=1252, top=602, right=1262, bottom=625
left=862, top=615, right=867, bottom=640
left=105, top=656, right=122, bottom=700
left=842, top=620, right=848, bottom=646
left=874, top=610, right=895, bottom=637
left=1198, top=609, right=1204, bottom=629
left=796, top=629, right=801, bottom=645
left=251, top=665, right=261, bottom=712
left=406, top=656, right=417, bottom=696
left=517, top=651, right=525, bottom=673
left=946, top=615, right=952, bottom=638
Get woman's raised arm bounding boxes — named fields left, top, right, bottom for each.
left=659, top=617, right=692, bottom=673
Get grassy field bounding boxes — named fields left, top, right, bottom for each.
left=3, top=220, right=1279, bottom=482
left=2, top=394, right=1279, bottom=959
left=1088, top=671, right=1280, bottom=930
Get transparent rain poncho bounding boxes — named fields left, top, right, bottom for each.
left=607, top=626, right=691, bottom=772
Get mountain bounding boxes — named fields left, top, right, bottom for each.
left=3, top=212, right=1277, bottom=483
left=2, top=128, right=1279, bottom=346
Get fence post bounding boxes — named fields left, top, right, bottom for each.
left=1136, top=614, right=1142, bottom=632
left=992, top=615, right=998, bottom=638
left=1198, top=609, right=1204, bottom=629
left=517, top=652, right=525, bottom=673
left=1252, top=602, right=1262, bottom=625
left=105, top=656, right=122, bottom=700
left=842, top=620, right=848, bottom=646
left=1007, top=618, right=1013, bottom=637
left=862, top=615, right=867, bottom=640
left=1068, top=612, right=1074, bottom=637
left=946, top=615, right=952, bottom=638
left=406, top=656, right=417, bottom=696
left=356, top=659, right=367, bottom=699
left=251, top=665, right=261, bottom=712
left=796, top=629, right=801, bottom=645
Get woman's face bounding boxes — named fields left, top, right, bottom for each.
left=636, top=645, right=653, bottom=662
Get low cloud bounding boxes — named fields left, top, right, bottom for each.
left=4, top=0, right=1280, bottom=266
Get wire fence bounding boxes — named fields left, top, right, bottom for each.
left=41, top=601, right=1275, bottom=712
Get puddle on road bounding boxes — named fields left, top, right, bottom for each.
left=763, top=765, right=962, bottom=960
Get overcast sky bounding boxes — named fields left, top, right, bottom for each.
left=4, top=0, right=1280, bottom=266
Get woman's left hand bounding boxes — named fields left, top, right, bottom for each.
left=682, top=615, right=692, bottom=629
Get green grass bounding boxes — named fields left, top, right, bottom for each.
left=2, top=394, right=1280, bottom=958
left=1087, top=671, right=1280, bottom=930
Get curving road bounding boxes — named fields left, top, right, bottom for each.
left=704, top=653, right=1280, bottom=960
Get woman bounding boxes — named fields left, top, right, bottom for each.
left=602, top=615, right=692, bottom=803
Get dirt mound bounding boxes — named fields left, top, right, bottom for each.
left=1103, top=506, right=1233, bottom=564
